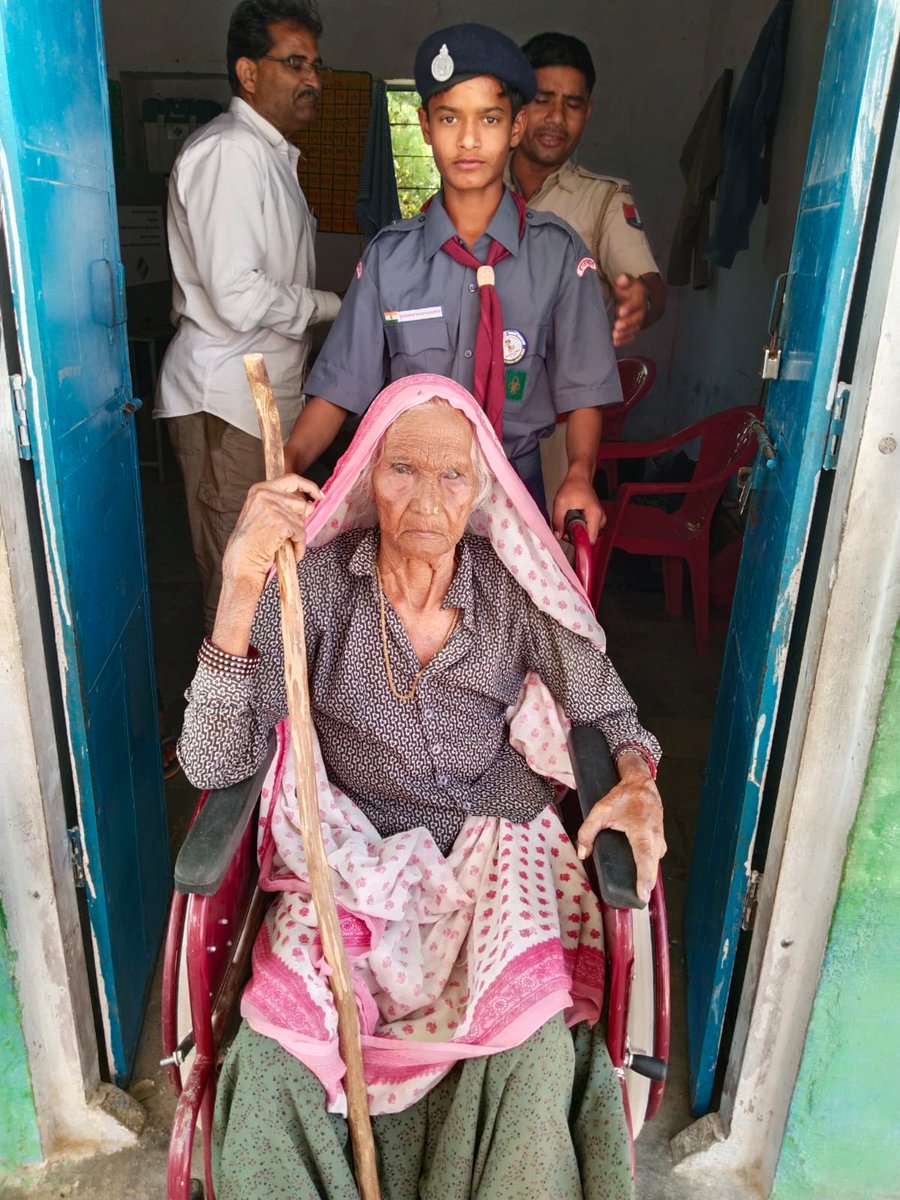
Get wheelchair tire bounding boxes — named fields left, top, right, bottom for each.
left=625, top=904, right=655, bottom=1140
left=189, top=1180, right=204, bottom=1199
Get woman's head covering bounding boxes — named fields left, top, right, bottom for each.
left=307, top=374, right=604, bottom=654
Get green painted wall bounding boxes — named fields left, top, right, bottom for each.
left=772, top=622, right=900, bottom=1200
left=0, top=901, right=41, bottom=1168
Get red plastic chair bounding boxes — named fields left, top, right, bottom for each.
left=597, top=357, right=657, bottom=495
left=589, top=406, right=764, bottom=656
left=161, top=538, right=670, bottom=1197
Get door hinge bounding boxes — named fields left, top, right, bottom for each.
left=741, top=869, right=762, bottom=932
left=823, top=382, right=850, bottom=470
left=67, top=826, right=86, bottom=889
left=8, top=373, right=32, bottom=461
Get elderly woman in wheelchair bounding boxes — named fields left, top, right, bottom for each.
left=178, top=375, right=665, bottom=1200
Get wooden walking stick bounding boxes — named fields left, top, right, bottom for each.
left=244, top=354, right=382, bottom=1200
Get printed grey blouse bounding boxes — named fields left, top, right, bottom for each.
left=178, top=529, right=660, bottom=853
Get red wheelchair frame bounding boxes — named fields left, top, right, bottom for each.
left=161, top=518, right=669, bottom=1200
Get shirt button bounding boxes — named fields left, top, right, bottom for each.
left=431, top=744, right=442, bottom=756
left=468, top=283, right=476, bottom=293
left=464, top=349, right=473, bottom=359
left=418, top=214, right=426, bottom=222
left=423, top=707, right=435, bottom=720
left=461, top=798, right=472, bottom=812
left=436, top=773, right=450, bottom=788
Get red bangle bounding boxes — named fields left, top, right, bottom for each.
left=612, top=741, right=658, bottom=780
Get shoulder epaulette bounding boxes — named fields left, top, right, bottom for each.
left=523, top=207, right=584, bottom=245
left=370, top=213, right=427, bottom=242
left=570, top=165, right=633, bottom=191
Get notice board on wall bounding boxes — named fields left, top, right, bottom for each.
left=293, top=70, right=372, bottom=233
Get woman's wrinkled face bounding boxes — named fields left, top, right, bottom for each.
left=373, top=404, right=478, bottom=560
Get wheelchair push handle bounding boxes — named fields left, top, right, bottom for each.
left=563, top=509, right=594, bottom=600
left=564, top=508, right=587, bottom=537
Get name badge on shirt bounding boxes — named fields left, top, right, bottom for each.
left=383, top=306, right=444, bottom=324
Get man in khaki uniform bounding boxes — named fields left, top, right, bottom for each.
left=506, top=31, right=666, bottom=501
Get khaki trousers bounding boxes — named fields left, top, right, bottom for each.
left=165, top=413, right=266, bottom=634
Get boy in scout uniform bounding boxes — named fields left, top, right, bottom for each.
left=506, top=31, right=666, bottom=507
left=283, top=22, right=622, bottom=542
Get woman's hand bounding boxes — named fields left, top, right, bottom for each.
left=223, top=475, right=322, bottom=588
left=575, top=752, right=666, bottom=903
left=212, top=475, right=322, bottom=656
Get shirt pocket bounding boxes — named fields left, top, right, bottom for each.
left=384, top=318, right=452, bottom=376
left=504, top=324, right=549, bottom=407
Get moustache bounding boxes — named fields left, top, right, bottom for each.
left=296, top=87, right=319, bottom=102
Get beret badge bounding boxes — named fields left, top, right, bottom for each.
left=431, top=43, right=455, bottom=82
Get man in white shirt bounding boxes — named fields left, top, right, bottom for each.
left=155, top=0, right=340, bottom=631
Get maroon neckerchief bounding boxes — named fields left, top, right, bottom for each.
left=422, top=190, right=528, bottom=439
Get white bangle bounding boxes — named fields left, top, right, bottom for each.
left=198, top=636, right=259, bottom=679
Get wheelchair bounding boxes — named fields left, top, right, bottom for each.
left=161, top=516, right=670, bottom=1200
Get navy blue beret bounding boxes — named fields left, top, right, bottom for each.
left=414, top=24, right=537, bottom=105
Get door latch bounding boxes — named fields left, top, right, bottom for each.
left=760, top=272, right=789, bottom=381
left=749, top=419, right=777, bottom=468
left=760, top=339, right=782, bottom=381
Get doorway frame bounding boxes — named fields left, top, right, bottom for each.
left=1, top=0, right=898, bottom=1183
left=671, top=85, right=900, bottom=1196
left=0, top=241, right=140, bottom=1159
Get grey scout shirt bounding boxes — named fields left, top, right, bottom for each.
left=304, top=189, right=623, bottom=462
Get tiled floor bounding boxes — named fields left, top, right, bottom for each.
left=0, top=456, right=735, bottom=1199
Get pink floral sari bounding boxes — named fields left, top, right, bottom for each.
left=240, top=374, right=609, bottom=1116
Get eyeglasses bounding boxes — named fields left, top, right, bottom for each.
left=261, top=54, right=331, bottom=79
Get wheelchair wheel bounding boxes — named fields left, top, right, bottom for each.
left=624, top=903, right=655, bottom=1140
left=189, top=1179, right=204, bottom=1199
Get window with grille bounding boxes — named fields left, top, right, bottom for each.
left=387, top=87, right=440, bottom=218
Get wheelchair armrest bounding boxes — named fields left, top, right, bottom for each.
left=566, top=725, right=644, bottom=910
left=174, top=737, right=278, bottom=897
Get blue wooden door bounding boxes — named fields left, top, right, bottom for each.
left=684, top=0, right=900, bottom=1115
left=0, top=2, right=170, bottom=1080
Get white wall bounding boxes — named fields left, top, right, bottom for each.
left=101, top=0, right=830, bottom=434
left=667, top=0, right=832, bottom=428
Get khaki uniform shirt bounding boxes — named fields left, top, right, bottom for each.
left=506, top=159, right=659, bottom=305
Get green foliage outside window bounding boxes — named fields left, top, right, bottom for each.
left=387, top=89, right=440, bottom=218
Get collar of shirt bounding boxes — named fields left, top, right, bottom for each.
left=421, top=189, right=522, bottom=261
left=347, top=528, right=478, bottom=632
left=506, top=155, right=577, bottom=203
left=229, top=96, right=300, bottom=162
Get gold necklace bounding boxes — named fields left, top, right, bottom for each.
left=375, top=564, right=460, bottom=701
